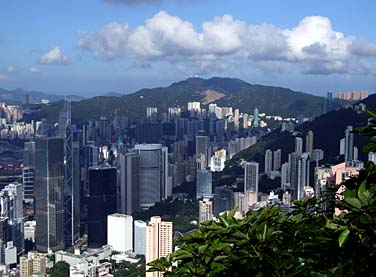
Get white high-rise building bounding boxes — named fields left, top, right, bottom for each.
left=199, top=197, right=213, bottom=224
left=134, top=220, right=147, bottom=256
left=187, top=102, right=201, bottom=112
left=273, top=149, right=282, bottom=171
left=295, top=137, right=303, bottom=156
left=107, top=214, right=133, bottom=253
left=297, top=153, right=310, bottom=200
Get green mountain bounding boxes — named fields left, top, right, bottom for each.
left=221, top=97, right=375, bottom=180
left=27, top=77, right=343, bottom=123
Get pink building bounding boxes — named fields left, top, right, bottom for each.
left=337, top=91, right=368, bottom=101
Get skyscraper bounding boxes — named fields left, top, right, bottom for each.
left=297, top=153, right=310, bottom=200
left=234, top=109, right=240, bottom=131
left=196, top=170, right=212, bottom=200
left=323, top=91, right=333, bottom=114
left=64, top=125, right=81, bottom=247
left=35, top=137, right=65, bottom=252
left=295, top=137, right=303, bottom=156
left=87, top=166, right=117, bottom=248
left=344, top=126, right=354, bottom=165
left=288, top=152, right=299, bottom=199
left=145, top=217, right=173, bottom=277
left=273, top=149, right=282, bottom=171
left=120, top=153, right=140, bottom=215
left=199, top=197, right=213, bottom=224
left=196, top=133, right=208, bottom=170
left=264, top=149, right=273, bottom=174
left=244, top=162, right=259, bottom=198
left=243, top=113, right=249, bottom=129
left=133, top=144, right=169, bottom=210
left=23, top=141, right=35, bottom=203
left=134, top=220, right=147, bottom=256
left=306, top=130, right=314, bottom=155
left=253, top=107, right=259, bottom=128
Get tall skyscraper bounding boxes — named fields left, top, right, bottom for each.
left=64, top=125, right=81, bottom=247
left=253, top=107, right=259, bottom=128
left=297, top=153, right=310, bottom=200
left=87, top=166, right=117, bottom=248
left=196, top=170, right=212, bottom=200
left=264, top=149, right=273, bottom=174
left=244, top=162, right=259, bottom=198
left=23, top=141, right=35, bottom=203
left=234, top=109, right=240, bottom=131
left=295, top=137, right=303, bottom=156
left=196, top=133, right=208, bottom=170
left=133, top=144, right=169, bottom=210
left=145, top=217, right=173, bottom=277
left=344, top=126, right=354, bottom=164
left=146, top=107, right=158, bottom=120
left=288, top=152, right=299, bottom=199
left=273, top=149, right=282, bottom=171
left=281, top=162, right=290, bottom=189
left=107, top=214, right=133, bottom=253
left=35, top=137, right=65, bottom=252
left=120, top=153, right=140, bottom=215
left=306, top=130, right=314, bottom=155
left=323, top=91, right=333, bottom=114
left=199, top=197, right=213, bottom=224
left=243, top=113, right=249, bottom=129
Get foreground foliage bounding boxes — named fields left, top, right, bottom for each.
left=149, top=110, right=376, bottom=276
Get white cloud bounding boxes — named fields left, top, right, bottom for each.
left=0, top=74, right=8, bottom=80
left=7, top=66, right=17, bottom=73
left=39, top=46, right=69, bottom=65
left=29, top=67, right=42, bottom=74
left=77, top=11, right=376, bottom=75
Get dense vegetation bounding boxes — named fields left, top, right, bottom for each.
left=25, top=77, right=342, bottom=123
left=48, top=261, right=70, bottom=277
left=148, top=110, right=376, bottom=276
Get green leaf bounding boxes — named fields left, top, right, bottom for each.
left=338, top=228, right=350, bottom=247
left=358, top=181, right=366, bottom=196
left=344, top=198, right=361, bottom=209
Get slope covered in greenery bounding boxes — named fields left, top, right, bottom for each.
left=28, top=77, right=343, bottom=123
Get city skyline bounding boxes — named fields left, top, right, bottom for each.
left=0, top=0, right=375, bottom=96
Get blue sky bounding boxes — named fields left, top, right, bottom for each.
left=0, top=0, right=375, bottom=96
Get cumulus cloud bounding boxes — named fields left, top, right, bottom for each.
left=7, top=66, right=17, bottom=73
left=39, top=46, right=69, bottom=65
left=29, top=67, right=42, bottom=74
left=77, top=11, right=376, bottom=75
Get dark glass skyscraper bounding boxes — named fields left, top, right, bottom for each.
left=35, top=137, right=65, bottom=252
left=87, top=166, right=117, bottom=248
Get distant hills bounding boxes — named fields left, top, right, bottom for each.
left=26, top=77, right=346, bottom=123
left=0, top=88, right=84, bottom=105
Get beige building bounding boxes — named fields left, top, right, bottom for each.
left=199, top=197, right=213, bottom=224
left=145, top=216, right=173, bottom=277
left=20, top=252, right=46, bottom=277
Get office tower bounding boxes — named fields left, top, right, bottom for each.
left=244, top=162, right=259, bottom=198
left=35, top=137, right=65, bottom=252
left=20, top=251, right=46, bottom=277
left=167, top=107, right=181, bottom=121
left=58, top=100, right=70, bottom=138
left=344, top=126, right=354, bottom=164
left=196, top=170, right=212, bottom=200
left=210, top=149, right=226, bottom=172
left=23, top=142, right=35, bottom=167
left=253, top=107, right=259, bottom=128
left=288, top=152, right=299, bottom=198
left=323, top=91, right=333, bottom=113
left=234, top=109, right=240, bottom=131
left=306, top=130, right=314, bottom=154
left=273, top=149, right=282, bottom=171
left=368, top=152, right=376, bottom=163
left=199, top=197, right=213, bottom=224
left=120, top=153, right=140, bottom=215
left=96, top=117, right=111, bottom=145
left=22, top=166, right=34, bottom=203
left=243, top=113, right=249, bottom=129
left=145, top=216, right=173, bottom=277
left=64, top=125, right=81, bottom=247
left=107, top=214, right=133, bottom=253
left=196, top=133, right=208, bottom=170
left=0, top=183, right=24, bottom=256
left=295, top=137, right=303, bottom=156
left=134, top=220, right=147, bottom=256
left=297, top=153, right=310, bottom=200
left=134, top=144, right=169, bottom=210
left=281, top=162, right=289, bottom=189
left=339, top=138, right=345, bottom=155
left=312, top=149, right=324, bottom=164
left=87, top=166, right=117, bottom=248
left=264, top=149, right=273, bottom=174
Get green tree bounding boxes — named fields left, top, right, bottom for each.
left=48, top=261, right=69, bottom=277
left=148, top=109, right=376, bottom=276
